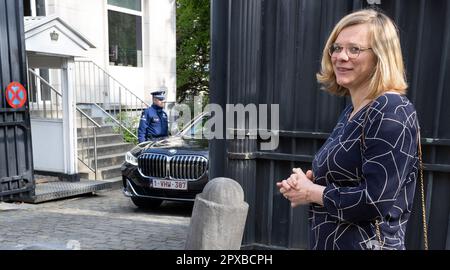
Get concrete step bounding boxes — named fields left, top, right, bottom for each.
left=78, top=133, right=124, bottom=146
left=78, top=170, right=91, bottom=180
left=78, top=164, right=123, bottom=181
left=75, top=105, right=92, bottom=116
left=77, top=126, right=116, bottom=136
left=78, top=142, right=134, bottom=158
left=91, top=153, right=125, bottom=169
left=76, top=116, right=104, bottom=126
left=100, top=165, right=123, bottom=180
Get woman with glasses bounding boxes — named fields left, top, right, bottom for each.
left=277, top=9, right=420, bottom=250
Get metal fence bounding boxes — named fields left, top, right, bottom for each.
left=210, top=0, right=450, bottom=250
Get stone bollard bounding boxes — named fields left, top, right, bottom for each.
left=185, top=177, right=249, bottom=250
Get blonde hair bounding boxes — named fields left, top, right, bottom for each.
left=316, top=9, right=407, bottom=98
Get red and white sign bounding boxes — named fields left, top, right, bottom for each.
left=6, top=82, right=27, bottom=109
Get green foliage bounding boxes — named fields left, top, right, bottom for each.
left=121, top=126, right=139, bottom=145
left=107, top=112, right=139, bottom=145
left=176, top=0, right=210, bottom=103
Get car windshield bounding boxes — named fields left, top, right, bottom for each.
left=181, top=113, right=211, bottom=139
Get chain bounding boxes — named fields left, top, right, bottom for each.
left=417, top=131, right=429, bottom=250
left=375, top=220, right=384, bottom=249
left=361, top=100, right=428, bottom=250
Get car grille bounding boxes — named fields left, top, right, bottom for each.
left=138, top=153, right=208, bottom=180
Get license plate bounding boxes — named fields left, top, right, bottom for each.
left=152, top=179, right=188, bottom=190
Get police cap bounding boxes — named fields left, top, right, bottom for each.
left=151, top=90, right=166, bottom=101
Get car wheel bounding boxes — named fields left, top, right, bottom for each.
left=131, top=197, right=163, bottom=209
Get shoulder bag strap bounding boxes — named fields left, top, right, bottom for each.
left=417, top=127, right=429, bottom=250
left=361, top=102, right=428, bottom=250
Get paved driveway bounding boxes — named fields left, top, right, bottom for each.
left=0, top=189, right=192, bottom=250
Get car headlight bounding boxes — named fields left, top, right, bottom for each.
left=125, top=151, right=138, bottom=166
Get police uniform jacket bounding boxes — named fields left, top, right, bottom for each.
left=137, top=104, right=168, bottom=143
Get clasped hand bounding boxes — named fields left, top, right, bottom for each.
left=276, top=168, right=314, bottom=208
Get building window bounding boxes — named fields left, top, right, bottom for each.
left=35, top=0, right=46, bottom=16
left=24, top=0, right=31, bottom=16
left=108, top=1, right=143, bottom=67
left=24, top=0, right=46, bottom=16
left=107, top=0, right=141, bottom=11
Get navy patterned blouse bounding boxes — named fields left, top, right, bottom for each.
left=311, top=93, right=419, bottom=250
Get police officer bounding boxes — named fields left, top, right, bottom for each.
left=137, top=90, right=169, bottom=143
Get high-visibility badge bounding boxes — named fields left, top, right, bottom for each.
left=6, top=82, right=27, bottom=109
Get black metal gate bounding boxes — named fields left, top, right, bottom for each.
left=210, top=0, right=450, bottom=250
left=0, top=0, right=35, bottom=201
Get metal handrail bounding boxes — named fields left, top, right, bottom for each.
left=92, top=103, right=137, bottom=139
left=27, top=68, right=63, bottom=119
left=74, top=59, right=151, bottom=144
left=76, top=108, right=100, bottom=180
left=76, top=107, right=101, bottom=128
left=28, top=68, right=101, bottom=180
left=75, top=59, right=149, bottom=106
left=28, top=68, right=63, bottom=96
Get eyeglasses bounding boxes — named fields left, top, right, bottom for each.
left=328, top=43, right=372, bottom=59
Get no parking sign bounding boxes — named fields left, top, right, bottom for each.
left=5, top=82, right=27, bottom=109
